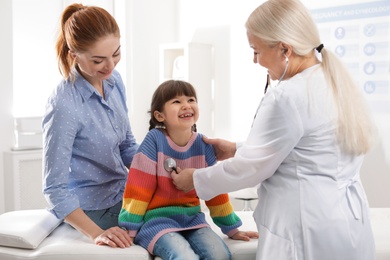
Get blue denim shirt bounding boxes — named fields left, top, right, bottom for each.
left=42, top=69, right=139, bottom=220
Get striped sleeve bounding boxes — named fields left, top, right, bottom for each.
left=206, top=194, right=242, bottom=235
left=202, top=137, right=242, bottom=235
left=118, top=133, right=158, bottom=233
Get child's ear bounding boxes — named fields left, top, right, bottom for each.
left=154, top=111, right=165, bottom=122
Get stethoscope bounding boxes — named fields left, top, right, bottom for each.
left=164, top=158, right=177, bottom=173
left=263, top=52, right=289, bottom=94
left=253, top=52, right=289, bottom=126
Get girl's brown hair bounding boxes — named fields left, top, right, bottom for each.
left=55, top=4, right=120, bottom=79
left=149, top=80, right=198, bottom=132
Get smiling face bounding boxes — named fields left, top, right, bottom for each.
left=154, top=95, right=199, bottom=133
left=71, top=34, right=121, bottom=86
left=247, top=32, right=286, bottom=81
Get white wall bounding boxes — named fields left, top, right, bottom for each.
left=0, top=0, right=14, bottom=214
left=12, top=0, right=63, bottom=117
left=178, top=0, right=265, bottom=141
left=124, top=0, right=178, bottom=142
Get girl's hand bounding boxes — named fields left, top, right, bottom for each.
left=230, top=230, right=259, bottom=241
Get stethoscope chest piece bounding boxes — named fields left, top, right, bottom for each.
left=164, top=158, right=177, bottom=173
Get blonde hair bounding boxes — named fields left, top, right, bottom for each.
left=245, top=0, right=375, bottom=155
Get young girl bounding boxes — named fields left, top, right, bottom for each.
left=119, top=80, right=258, bottom=259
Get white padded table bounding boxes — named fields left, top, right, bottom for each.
left=0, top=209, right=389, bottom=260
left=0, top=211, right=257, bottom=260
left=0, top=221, right=152, bottom=260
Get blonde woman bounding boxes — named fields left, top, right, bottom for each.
left=172, top=0, right=376, bottom=259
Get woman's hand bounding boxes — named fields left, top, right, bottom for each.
left=171, top=167, right=195, bottom=193
left=94, top=226, right=133, bottom=248
left=65, top=208, right=133, bottom=248
left=202, top=136, right=236, bottom=161
left=230, top=230, right=259, bottom=241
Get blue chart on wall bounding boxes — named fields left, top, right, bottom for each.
left=311, top=0, right=390, bottom=114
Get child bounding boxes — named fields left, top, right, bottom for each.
left=119, top=80, right=258, bottom=259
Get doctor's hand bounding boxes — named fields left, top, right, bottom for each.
left=202, top=136, right=236, bottom=161
left=171, top=168, right=195, bottom=193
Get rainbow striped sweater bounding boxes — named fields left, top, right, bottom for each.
left=119, top=129, right=242, bottom=253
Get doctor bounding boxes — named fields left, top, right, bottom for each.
left=171, top=0, right=377, bottom=259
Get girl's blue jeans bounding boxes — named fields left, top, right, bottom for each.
left=153, top=227, right=232, bottom=260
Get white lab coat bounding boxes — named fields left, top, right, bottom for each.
left=194, top=65, right=375, bottom=260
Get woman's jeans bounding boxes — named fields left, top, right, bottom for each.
left=153, top=227, right=232, bottom=260
left=84, top=200, right=122, bottom=230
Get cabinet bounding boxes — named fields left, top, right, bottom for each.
left=3, top=150, right=49, bottom=211
left=159, top=42, right=214, bottom=137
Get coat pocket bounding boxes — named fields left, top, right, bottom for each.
left=256, top=224, right=297, bottom=260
